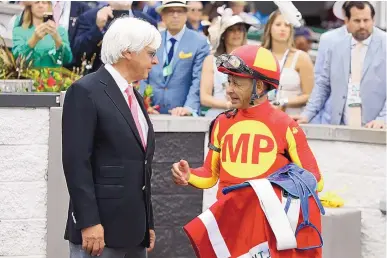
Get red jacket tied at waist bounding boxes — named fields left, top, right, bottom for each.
left=183, top=185, right=322, bottom=258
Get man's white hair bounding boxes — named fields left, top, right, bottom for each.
left=101, top=17, right=162, bottom=65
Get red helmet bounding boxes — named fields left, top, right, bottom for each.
left=216, top=45, right=280, bottom=90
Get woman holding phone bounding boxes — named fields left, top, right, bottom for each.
left=12, top=1, right=72, bottom=68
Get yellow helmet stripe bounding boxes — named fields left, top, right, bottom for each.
left=253, top=47, right=277, bottom=72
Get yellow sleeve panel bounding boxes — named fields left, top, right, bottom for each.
left=285, top=125, right=324, bottom=192
left=188, top=120, right=221, bottom=189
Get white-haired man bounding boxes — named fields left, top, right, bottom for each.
left=62, top=17, right=161, bottom=258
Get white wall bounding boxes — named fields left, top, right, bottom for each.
left=0, top=108, right=48, bottom=258
left=310, top=140, right=386, bottom=258
left=0, top=109, right=385, bottom=258
left=203, top=137, right=386, bottom=258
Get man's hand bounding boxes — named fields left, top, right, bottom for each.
left=147, top=229, right=156, bottom=252
left=96, top=6, right=113, bottom=31
left=81, top=224, right=105, bottom=256
left=169, top=107, right=192, bottom=116
left=365, top=120, right=386, bottom=129
left=171, top=160, right=191, bottom=185
left=291, top=115, right=309, bottom=124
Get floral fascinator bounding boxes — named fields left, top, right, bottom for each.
left=273, top=1, right=303, bottom=27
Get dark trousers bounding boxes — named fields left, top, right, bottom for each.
left=69, top=242, right=147, bottom=258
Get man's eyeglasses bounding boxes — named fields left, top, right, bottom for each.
left=216, top=54, right=279, bottom=86
left=147, top=51, right=157, bottom=59
left=165, top=9, right=187, bottom=16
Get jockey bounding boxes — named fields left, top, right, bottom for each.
left=171, top=45, right=324, bottom=200
left=171, top=45, right=325, bottom=258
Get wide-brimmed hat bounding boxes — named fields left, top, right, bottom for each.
left=208, top=6, right=259, bottom=51
left=156, top=0, right=188, bottom=14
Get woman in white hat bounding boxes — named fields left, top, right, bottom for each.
left=200, top=7, right=259, bottom=118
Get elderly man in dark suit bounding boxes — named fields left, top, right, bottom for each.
left=62, top=17, right=161, bottom=258
left=71, top=1, right=157, bottom=73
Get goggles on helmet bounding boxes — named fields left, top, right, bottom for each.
left=216, top=54, right=279, bottom=87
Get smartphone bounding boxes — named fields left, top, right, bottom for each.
left=43, top=12, right=54, bottom=22
left=112, top=10, right=129, bottom=19
left=106, top=10, right=129, bottom=28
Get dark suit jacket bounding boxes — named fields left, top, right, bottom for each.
left=68, top=2, right=91, bottom=48
left=62, top=66, right=155, bottom=248
left=59, top=1, right=91, bottom=69
left=72, top=7, right=157, bottom=72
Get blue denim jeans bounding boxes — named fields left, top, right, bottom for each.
left=69, top=242, right=146, bottom=258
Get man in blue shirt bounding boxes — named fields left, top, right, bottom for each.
left=140, top=0, right=210, bottom=116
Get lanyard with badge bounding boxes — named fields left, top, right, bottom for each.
left=271, top=49, right=290, bottom=104
left=347, top=79, right=361, bottom=107
left=163, top=31, right=175, bottom=77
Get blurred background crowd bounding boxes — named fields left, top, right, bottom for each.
left=0, top=0, right=386, bottom=128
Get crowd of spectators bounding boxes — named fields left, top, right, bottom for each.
left=5, top=0, right=386, bottom=128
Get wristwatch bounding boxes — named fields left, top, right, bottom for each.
left=273, top=98, right=288, bottom=108
left=279, top=98, right=289, bottom=107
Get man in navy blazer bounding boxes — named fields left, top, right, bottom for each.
left=140, top=0, right=210, bottom=116
left=72, top=1, right=157, bottom=73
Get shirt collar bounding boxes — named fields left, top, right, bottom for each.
left=344, top=25, right=350, bottom=35
left=166, top=25, right=186, bottom=42
left=104, top=63, right=130, bottom=93
left=351, top=33, right=373, bottom=46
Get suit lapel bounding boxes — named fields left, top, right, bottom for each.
left=362, top=32, right=381, bottom=80
left=171, top=29, right=189, bottom=74
left=165, top=29, right=190, bottom=85
left=68, top=3, right=77, bottom=41
left=99, top=67, right=145, bottom=152
left=338, top=35, right=352, bottom=87
left=156, top=33, right=166, bottom=81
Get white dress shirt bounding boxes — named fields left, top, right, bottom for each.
left=52, top=1, right=71, bottom=30
left=343, top=34, right=373, bottom=125
left=350, top=34, right=372, bottom=72
left=105, top=64, right=148, bottom=144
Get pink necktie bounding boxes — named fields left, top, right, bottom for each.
left=53, top=2, right=61, bottom=26
left=125, top=86, right=146, bottom=148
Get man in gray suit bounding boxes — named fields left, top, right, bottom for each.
left=294, top=1, right=386, bottom=129
left=309, top=1, right=350, bottom=124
